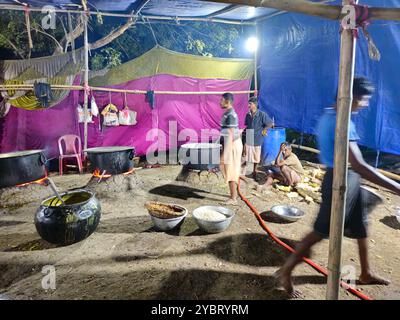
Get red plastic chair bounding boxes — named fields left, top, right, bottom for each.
left=58, top=134, right=83, bottom=175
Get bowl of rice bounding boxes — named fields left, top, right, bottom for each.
left=192, top=205, right=235, bottom=234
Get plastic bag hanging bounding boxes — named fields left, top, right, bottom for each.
left=91, top=95, right=99, bottom=117
left=119, top=92, right=137, bottom=126
left=363, top=28, right=381, bottom=61
left=102, top=91, right=119, bottom=127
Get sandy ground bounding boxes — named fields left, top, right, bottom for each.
left=0, top=165, right=400, bottom=300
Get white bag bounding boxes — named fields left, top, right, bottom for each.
left=118, top=106, right=137, bottom=126
left=101, top=103, right=119, bottom=126
left=77, top=104, right=93, bottom=123
left=91, top=96, right=99, bottom=117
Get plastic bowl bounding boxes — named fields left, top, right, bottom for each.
left=192, top=205, right=235, bottom=234
left=148, top=205, right=188, bottom=231
left=271, top=205, right=306, bottom=222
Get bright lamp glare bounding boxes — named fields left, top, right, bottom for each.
left=246, top=37, right=259, bottom=52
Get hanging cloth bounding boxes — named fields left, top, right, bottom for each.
left=33, top=82, right=53, bottom=108
left=145, top=90, right=155, bottom=109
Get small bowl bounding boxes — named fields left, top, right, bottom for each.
left=192, top=205, right=235, bottom=234
left=271, top=205, right=306, bottom=222
left=147, top=203, right=188, bottom=231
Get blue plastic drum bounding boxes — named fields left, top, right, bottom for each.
left=261, top=127, right=286, bottom=166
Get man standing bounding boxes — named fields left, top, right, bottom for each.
left=276, top=77, right=400, bottom=298
left=219, top=93, right=243, bottom=205
left=243, top=97, right=273, bottom=179
left=258, top=142, right=304, bottom=190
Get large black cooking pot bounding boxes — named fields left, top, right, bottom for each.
left=35, top=189, right=101, bottom=245
left=85, top=146, right=135, bottom=175
left=0, top=150, right=47, bottom=189
left=179, top=143, right=221, bottom=171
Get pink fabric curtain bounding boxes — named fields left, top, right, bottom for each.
left=0, top=74, right=251, bottom=159
left=83, top=75, right=251, bottom=156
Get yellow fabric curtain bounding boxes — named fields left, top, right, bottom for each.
left=89, top=46, right=254, bottom=87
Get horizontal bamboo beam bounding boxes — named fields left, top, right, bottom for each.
left=292, top=144, right=400, bottom=181
left=0, top=84, right=255, bottom=95
left=291, top=143, right=320, bottom=154
left=209, top=0, right=400, bottom=21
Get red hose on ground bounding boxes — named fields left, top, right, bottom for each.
left=237, top=178, right=372, bottom=300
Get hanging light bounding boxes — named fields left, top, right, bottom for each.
left=246, top=37, right=259, bottom=52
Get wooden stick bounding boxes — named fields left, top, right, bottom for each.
left=210, top=0, right=342, bottom=20
left=254, top=23, right=259, bottom=95
left=327, top=0, right=357, bottom=300
left=210, top=0, right=400, bottom=21
left=0, top=84, right=256, bottom=95
left=293, top=144, right=400, bottom=182
left=291, top=143, right=321, bottom=154
left=83, top=11, right=89, bottom=153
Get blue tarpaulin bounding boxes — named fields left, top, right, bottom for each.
left=0, top=0, right=278, bottom=19
left=258, top=0, right=400, bottom=155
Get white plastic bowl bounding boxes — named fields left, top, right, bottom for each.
left=149, top=205, right=188, bottom=231
left=271, top=205, right=306, bottom=222
left=192, top=205, right=235, bottom=234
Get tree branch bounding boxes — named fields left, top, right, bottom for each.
left=0, top=34, right=25, bottom=59
left=30, top=26, right=63, bottom=52
left=53, top=14, right=84, bottom=54
left=89, top=17, right=136, bottom=50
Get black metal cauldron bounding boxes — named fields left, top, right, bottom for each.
left=35, top=189, right=101, bottom=245
left=0, top=150, right=47, bottom=188
left=179, top=143, right=221, bottom=171
left=84, top=146, right=135, bottom=175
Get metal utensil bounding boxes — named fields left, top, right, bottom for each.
left=46, top=178, right=65, bottom=206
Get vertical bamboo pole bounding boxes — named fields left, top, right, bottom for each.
left=83, top=12, right=89, bottom=153
left=254, top=23, right=259, bottom=96
left=326, top=0, right=357, bottom=300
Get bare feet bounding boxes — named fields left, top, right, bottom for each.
left=358, top=273, right=391, bottom=285
left=224, top=198, right=238, bottom=206
left=274, top=268, right=302, bottom=299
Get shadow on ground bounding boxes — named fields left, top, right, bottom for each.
left=148, top=184, right=222, bottom=202
left=113, top=233, right=296, bottom=268
left=380, top=216, right=400, bottom=230
left=260, top=211, right=296, bottom=224
left=154, top=269, right=324, bottom=300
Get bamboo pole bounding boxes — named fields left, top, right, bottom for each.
left=326, top=0, right=357, bottom=299
left=83, top=11, right=89, bottom=153
left=209, top=0, right=400, bottom=21
left=292, top=144, right=400, bottom=182
left=254, top=23, right=259, bottom=96
left=0, top=84, right=256, bottom=95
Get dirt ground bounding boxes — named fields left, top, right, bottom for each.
left=0, top=165, right=400, bottom=300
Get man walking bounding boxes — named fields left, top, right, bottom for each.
left=276, top=77, right=400, bottom=298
